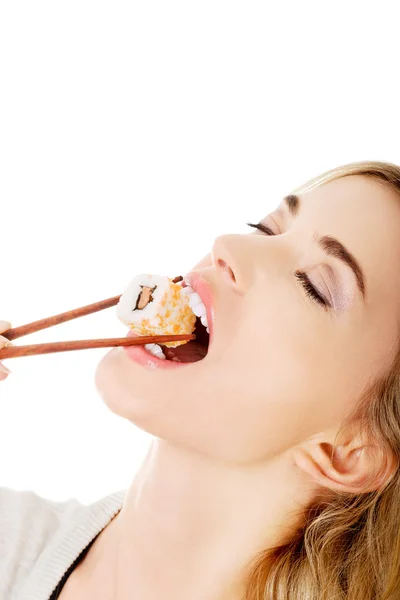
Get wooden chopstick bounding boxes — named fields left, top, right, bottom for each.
left=2, top=276, right=184, bottom=342
left=0, top=333, right=195, bottom=359
left=0, top=275, right=189, bottom=359
left=2, top=295, right=122, bottom=342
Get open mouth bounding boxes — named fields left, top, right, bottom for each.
left=122, top=274, right=213, bottom=367
left=135, top=277, right=212, bottom=364
left=160, top=316, right=210, bottom=363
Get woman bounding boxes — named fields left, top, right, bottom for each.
left=1, top=160, right=400, bottom=600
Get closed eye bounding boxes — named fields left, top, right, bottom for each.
left=247, top=222, right=330, bottom=308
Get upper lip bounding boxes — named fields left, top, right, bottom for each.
left=182, top=272, right=214, bottom=340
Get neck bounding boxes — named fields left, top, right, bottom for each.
left=74, top=439, right=317, bottom=600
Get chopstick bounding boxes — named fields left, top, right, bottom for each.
left=2, top=295, right=122, bottom=342
left=2, top=276, right=184, bottom=343
left=0, top=275, right=190, bottom=359
left=0, top=334, right=195, bottom=359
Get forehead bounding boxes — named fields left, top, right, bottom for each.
left=297, top=175, right=400, bottom=301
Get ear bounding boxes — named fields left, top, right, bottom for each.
left=293, top=430, right=397, bottom=494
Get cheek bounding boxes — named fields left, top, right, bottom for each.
left=185, top=315, right=343, bottom=462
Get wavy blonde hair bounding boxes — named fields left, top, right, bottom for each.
left=242, top=161, right=400, bottom=600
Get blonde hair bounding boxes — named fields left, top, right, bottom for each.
left=242, top=161, right=400, bottom=600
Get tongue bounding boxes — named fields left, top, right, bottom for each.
left=162, top=341, right=207, bottom=363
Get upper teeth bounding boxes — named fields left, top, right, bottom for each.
left=144, top=343, right=166, bottom=359
left=182, top=286, right=209, bottom=333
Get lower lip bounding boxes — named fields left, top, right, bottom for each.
left=123, top=330, right=185, bottom=369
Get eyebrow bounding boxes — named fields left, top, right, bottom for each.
left=282, top=194, right=366, bottom=301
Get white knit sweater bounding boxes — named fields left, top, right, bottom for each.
left=0, top=486, right=126, bottom=600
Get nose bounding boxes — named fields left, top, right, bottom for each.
left=211, top=234, right=262, bottom=295
left=212, top=232, right=296, bottom=294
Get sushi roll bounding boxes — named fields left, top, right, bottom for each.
left=116, top=274, right=196, bottom=348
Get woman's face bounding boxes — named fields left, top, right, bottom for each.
left=96, top=175, right=400, bottom=464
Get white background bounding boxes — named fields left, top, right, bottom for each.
left=0, top=1, right=398, bottom=502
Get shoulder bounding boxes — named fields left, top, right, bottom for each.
left=0, top=486, right=83, bottom=547
left=0, top=486, right=125, bottom=600
left=0, top=487, right=83, bottom=599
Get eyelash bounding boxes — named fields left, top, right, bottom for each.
left=247, top=222, right=328, bottom=308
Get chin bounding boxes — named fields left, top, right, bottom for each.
left=94, top=345, right=205, bottom=440
left=95, top=347, right=158, bottom=425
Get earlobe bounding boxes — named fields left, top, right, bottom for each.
left=293, top=437, right=396, bottom=495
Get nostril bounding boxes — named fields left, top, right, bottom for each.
left=217, top=259, right=236, bottom=283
